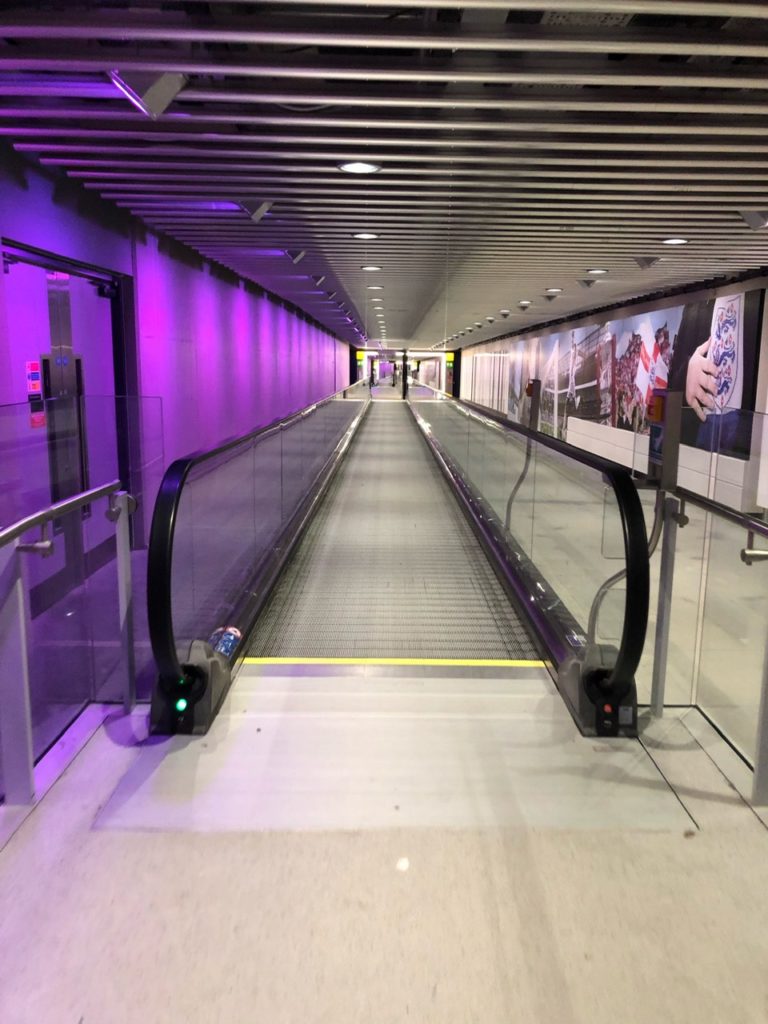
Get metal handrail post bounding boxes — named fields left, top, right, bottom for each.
left=111, top=491, right=137, bottom=712
left=650, top=494, right=681, bottom=717
left=0, top=543, right=35, bottom=805
left=751, top=631, right=768, bottom=804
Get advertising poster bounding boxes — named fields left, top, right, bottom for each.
left=596, top=324, right=617, bottom=425
left=468, top=285, right=762, bottom=460
left=555, top=324, right=610, bottom=437
left=539, top=333, right=560, bottom=437
left=507, top=335, right=538, bottom=424
left=668, top=288, right=761, bottom=458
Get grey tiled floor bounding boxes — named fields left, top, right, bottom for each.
left=249, top=402, right=539, bottom=659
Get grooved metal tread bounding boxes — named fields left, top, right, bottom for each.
left=248, top=402, right=540, bottom=660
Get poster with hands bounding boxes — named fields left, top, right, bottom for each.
left=709, top=293, right=743, bottom=413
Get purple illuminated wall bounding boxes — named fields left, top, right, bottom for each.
left=135, top=233, right=347, bottom=462
left=0, top=150, right=350, bottom=465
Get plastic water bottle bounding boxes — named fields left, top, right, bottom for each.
left=208, top=625, right=242, bottom=659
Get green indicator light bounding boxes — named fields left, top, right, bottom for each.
left=175, top=698, right=188, bottom=713
left=178, top=676, right=186, bottom=685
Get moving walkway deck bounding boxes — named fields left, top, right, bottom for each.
left=146, top=384, right=647, bottom=738
left=249, top=401, right=539, bottom=661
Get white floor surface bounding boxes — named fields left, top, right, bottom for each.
left=1, top=664, right=768, bottom=1024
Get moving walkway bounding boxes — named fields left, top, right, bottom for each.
left=146, top=383, right=649, bottom=738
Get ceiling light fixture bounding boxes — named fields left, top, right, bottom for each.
left=339, top=161, right=381, bottom=174
left=288, top=250, right=306, bottom=265
left=367, top=285, right=383, bottom=290
left=545, top=287, right=562, bottom=294
left=662, top=237, right=688, bottom=245
left=361, top=265, right=382, bottom=272
left=587, top=268, right=608, bottom=275
left=739, top=210, right=768, bottom=231
left=239, top=199, right=273, bottom=224
left=108, top=69, right=187, bottom=118
left=353, top=232, right=379, bottom=240
left=518, top=300, right=532, bottom=307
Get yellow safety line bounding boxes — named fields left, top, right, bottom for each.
left=242, top=656, right=547, bottom=667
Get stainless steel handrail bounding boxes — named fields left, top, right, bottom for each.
left=0, top=478, right=136, bottom=806
left=675, top=485, right=768, bottom=564
left=677, top=486, right=768, bottom=541
left=0, top=479, right=121, bottom=548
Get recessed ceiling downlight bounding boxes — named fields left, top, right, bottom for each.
left=339, top=161, right=381, bottom=174
left=367, top=285, right=384, bottom=290
left=545, top=287, right=562, bottom=294
left=361, top=265, right=382, bottom=271
left=587, top=268, right=608, bottom=275
left=353, top=232, right=379, bottom=240
left=662, top=237, right=688, bottom=245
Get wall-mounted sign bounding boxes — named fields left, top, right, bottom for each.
left=25, top=360, right=42, bottom=397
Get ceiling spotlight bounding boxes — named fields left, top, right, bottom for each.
left=518, top=300, right=532, bottom=307
left=474, top=321, right=483, bottom=328
left=108, top=69, right=187, bottom=118
left=466, top=327, right=474, bottom=333
left=339, top=161, right=381, bottom=174
left=313, top=275, right=326, bottom=286
left=545, top=287, right=562, bottom=294
left=459, top=331, right=465, bottom=336
left=578, top=279, right=596, bottom=289
left=367, top=285, right=383, bottom=290
left=239, top=199, right=273, bottom=224
left=486, top=316, right=495, bottom=323
left=662, top=237, right=688, bottom=245
left=326, top=290, right=337, bottom=299
left=288, top=249, right=306, bottom=265
left=587, top=268, right=608, bottom=275
left=499, top=309, right=511, bottom=318
left=361, top=265, right=382, bottom=271
left=739, top=210, right=768, bottom=231
left=634, top=256, right=660, bottom=269
left=353, top=232, right=379, bottom=240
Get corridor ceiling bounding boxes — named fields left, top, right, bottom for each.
left=2, top=2, right=768, bottom=348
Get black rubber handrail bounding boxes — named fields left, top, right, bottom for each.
left=444, top=397, right=650, bottom=699
left=147, top=381, right=367, bottom=688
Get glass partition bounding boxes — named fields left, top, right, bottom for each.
left=0, top=394, right=164, bottom=704
left=151, top=385, right=369, bottom=680
left=415, top=399, right=648, bottom=700
left=634, top=495, right=707, bottom=707
left=696, top=512, right=768, bottom=763
left=0, top=479, right=140, bottom=802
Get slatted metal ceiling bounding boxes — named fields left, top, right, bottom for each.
left=1, top=2, right=768, bottom=349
